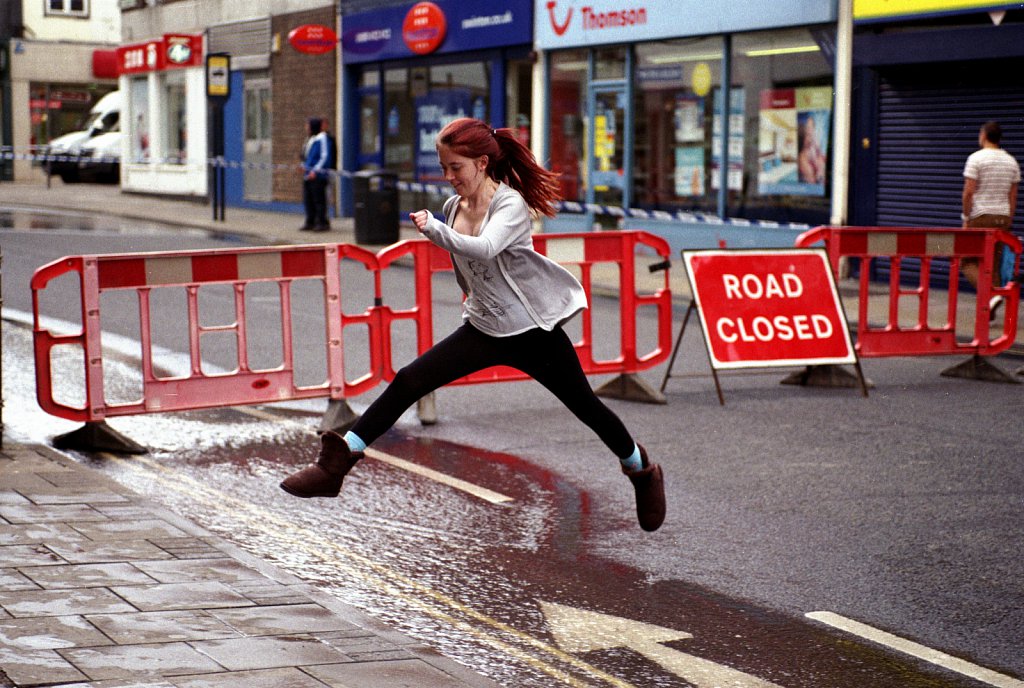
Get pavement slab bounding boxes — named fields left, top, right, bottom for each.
left=59, top=641, right=226, bottom=680
left=0, top=587, right=137, bottom=618
left=208, top=604, right=361, bottom=636
left=0, top=542, right=65, bottom=567
left=109, top=582, right=256, bottom=612
left=85, top=610, right=241, bottom=644
left=0, top=614, right=114, bottom=650
left=20, top=562, right=159, bottom=589
left=172, top=667, right=331, bottom=688
left=48, top=539, right=175, bottom=564
left=190, top=635, right=350, bottom=671
left=304, top=657, right=474, bottom=687
left=0, top=646, right=90, bottom=684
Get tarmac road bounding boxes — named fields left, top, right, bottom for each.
left=2, top=196, right=1023, bottom=686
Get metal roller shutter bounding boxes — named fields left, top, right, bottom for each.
left=873, top=61, right=1024, bottom=285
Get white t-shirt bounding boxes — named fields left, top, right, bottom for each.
left=963, top=147, right=1021, bottom=219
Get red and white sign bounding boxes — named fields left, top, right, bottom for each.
left=117, top=34, right=202, bottom=75
left=683, top=249, right=856, bottom=369
left=403, top=2, right=447, bottom=55
left=288, top=24, right=338, bottom=54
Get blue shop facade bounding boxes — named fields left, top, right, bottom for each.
left=338, top=0, right=535, bottom=217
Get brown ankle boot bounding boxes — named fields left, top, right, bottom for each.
left=623, top=445, right=665, bottom=532
left=279, top=431, right=363, bottom=498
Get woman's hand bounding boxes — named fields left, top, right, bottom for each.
left=409, top=210, right=429, bottom=233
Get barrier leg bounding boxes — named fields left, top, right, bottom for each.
left=595, top=373, right=667, bottom=405
left=319, top=398, right=360, bottom=434
left=780, top=364, right=873, bottom=395
left=52, top=421, right=147, bottom=455
left=417, top=392, right=437, bottom=426
left=940, top=355, right=1020, bottom=384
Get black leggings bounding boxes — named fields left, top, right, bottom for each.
left=350, top=323, right=635, bottom=458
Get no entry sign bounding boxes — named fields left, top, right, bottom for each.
left=683, top=249, right=856, bottom=369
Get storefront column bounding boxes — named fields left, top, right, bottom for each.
left=831, top=0, right=853, bottom=226
left=717, top=34, right=731, bottom=220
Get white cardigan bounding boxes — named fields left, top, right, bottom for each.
left=419, top=183, right=587, bottom=333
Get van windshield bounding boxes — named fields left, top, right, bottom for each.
left=82, top=110, right=119, bottom=134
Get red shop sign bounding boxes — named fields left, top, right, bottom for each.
left=403, top=2, right=446, bottom=55
left=288, top=24, right=338, bottom=54
left=117, top=34, right=202, bottom=75
left=683, top=249, right=856, bottom=369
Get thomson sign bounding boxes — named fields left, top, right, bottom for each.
left=534, top=0, right=836, bottom=49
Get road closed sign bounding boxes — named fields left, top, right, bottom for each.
left=683, top=248, right=856, bottom=369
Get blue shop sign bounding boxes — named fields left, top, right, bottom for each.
left=342, top=0, right=533, bottom=64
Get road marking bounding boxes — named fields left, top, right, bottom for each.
left=543, top=601, right=785, bottom=687
left=105, top=452, right=635, bottom=687
left=806, top=611, right=1024, bottom=688
left=234, top=407, right=514, bottom=504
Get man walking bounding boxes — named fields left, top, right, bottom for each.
left=961, top=120, right=1020, bottom=319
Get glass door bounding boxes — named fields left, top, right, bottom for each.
left=243, top=75, right=272, bottom=202
left=588, top=86, right=627, bottom=209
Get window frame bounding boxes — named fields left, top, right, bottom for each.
left=45, top=0, right=89, bottom=18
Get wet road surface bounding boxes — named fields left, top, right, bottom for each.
left=3, top=209, right=1023, bottom=686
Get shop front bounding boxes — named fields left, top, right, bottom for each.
left=849, top=2, right=1024, bottom=230
left=117, top=33, right=208, bottom=196
left=339, top=0, right=534, bottom=216
left=535, top=0, right=838, bottom=249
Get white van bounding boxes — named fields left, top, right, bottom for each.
left=46, top=90, right=122, bottom=183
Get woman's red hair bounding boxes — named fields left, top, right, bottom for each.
left=437, top=117, right=562, bottom=218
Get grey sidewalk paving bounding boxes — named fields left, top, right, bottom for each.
left=0, top=441, right=500, bottom=687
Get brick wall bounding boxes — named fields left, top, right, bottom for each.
left=272, top=8, right=337, bottom=203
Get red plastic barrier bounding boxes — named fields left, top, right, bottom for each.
left=31, top=244, right=380, bottom=422
left=32, top=231, right=673, bottom=427
left=795, top=226, right=1021, bottom=357
left=373, top=230, right=674, bottom=386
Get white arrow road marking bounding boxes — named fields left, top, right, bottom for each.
left=541, top=601, right=785, bottom=687
left=807, top=611, right=1024, bottom=688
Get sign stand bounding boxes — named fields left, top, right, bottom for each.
left=206, top=53, right=231, bottom=222
left=661, top=248, right=867, bottom=404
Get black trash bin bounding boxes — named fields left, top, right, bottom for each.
left=352, top=170, right=400, bottom=245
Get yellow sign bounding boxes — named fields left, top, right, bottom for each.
left=206, top=54, right=231, bottom=98
left=854, top=0, right=1010, bottom=21
left=692, top=62, right=712, bottom=97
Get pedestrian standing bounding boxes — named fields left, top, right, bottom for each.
left=961, top=120, right=1020, bottom=319
left=280, top=117, right=666, bottom=532
left=300, top=117, right=331, bottom=232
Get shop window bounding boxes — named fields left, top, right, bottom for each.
left=163, top=71, right=187, bottom=164
left=384, top=68, right=412, bottom=177
left=359, top=70, right=381, bottom=164
left=632, top=38, right=723, bottom=214
left=45, top=0, right=88, bottom=17
left=729, top=27, right=834, bottom=224
left=506, top=59, right=533, bottom=148
left=130, top=77, right=149, bottom=162
left=594, top=47, right=626, bottom=81
left=549, top=49, right=586, bottom=201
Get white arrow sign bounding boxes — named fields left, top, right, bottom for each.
left=540, top=600, right=785, bottom=688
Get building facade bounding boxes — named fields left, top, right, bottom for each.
left=118, top=0, right=335, bottom=205
left=338, top=0, right=535, bottom=216
left=849, top=2, right=1024, bottom=231
left=532, top=0, right=839, bottom=250
left=4, top=0, right=120, bottom=181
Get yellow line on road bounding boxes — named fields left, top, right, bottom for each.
left=234, top=407, right=514, bottom=504
left=107, top=452, right=636, bottom=688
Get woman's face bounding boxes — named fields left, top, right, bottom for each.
left=437, top=144, right=488, bottom=196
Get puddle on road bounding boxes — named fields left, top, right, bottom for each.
left=1, top=323, right=999, bottom=687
